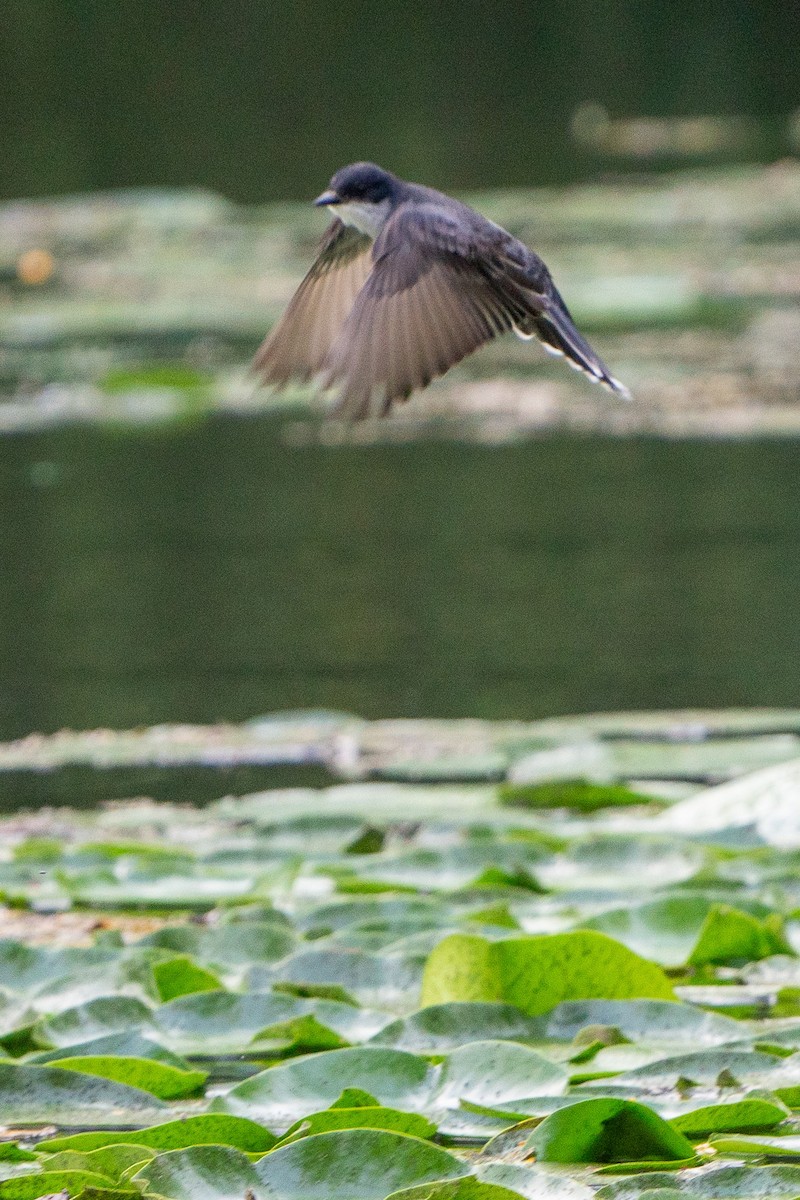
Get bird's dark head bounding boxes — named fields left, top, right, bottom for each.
left=315, top=162, right=397, bottom=207
left=314, top=163, right=399, bottom=235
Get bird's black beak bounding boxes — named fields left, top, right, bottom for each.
left=314, top=189, right=340, bottom=207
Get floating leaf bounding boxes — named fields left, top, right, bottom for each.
left=669, top=1097, right=788, bottom=1136
left=596, top=1164, right=800, bottom=1198
left=213, top=1046, right=431, bottom=1130
left=132, top=1145, right=262, bottom=1200
left=152, top=956, right=222, bottom=1002
left=586, top=1049, right=800, bottom=1098
left=370, top=1003, right=546, bottom=1052
left=39, top=1114, right=276, bottom=1154
left=30, top=1031, right=193, bottom=1067
left=541, top=1000, right=739, bottom=1046
left=253, top=1129, right=468, bottom=1200
left=0, top=1172, right=116, bottom=1199
left=688, top=906, right=792, bottom=967
left=421, top=933, right=674, bottom=1013
left=33, top=997, right=156, bottom=1049
left=386, top=1181, right=529, bottom=1200
left=524, top=1097, right=695, bottom=1163
left=476, top=1163, right=595, bottom=1199
left=0, top=1063, right=166, bottom=1126
left=281, top=1105, right=436, bottom=1141
left=44, top=1055, right=207, bottom=1100
left=499, top=781, right=653, bottom=812
left=41, top=1144, right=156, bottom=1180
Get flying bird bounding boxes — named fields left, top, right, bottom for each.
left=253, top=162, right=630, bottom=418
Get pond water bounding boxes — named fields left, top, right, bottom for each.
left=2, top=1, right=795, bottom=204
left=2, top=418, right=798, bottom=755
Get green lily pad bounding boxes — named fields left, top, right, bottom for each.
left=212, top=1046, right=431, bottom=1130
left=30, top=1031, right=193, bottom=1067
left=669, top=1097, right=788, bottom=1136
left=253, top=1129, right=469, bottom=1200
left=476, top=1162, right=595, bottom=1199
left=585, top=1049, right=800, bottom=1099
left=386, top=1181, right=528, bottom=1200
left=33, top=997, right=156, bottom=1048
left=44, top=1054, right=207, bottom=1100
left=421, top=932, right=675, bottom=1013
left=152, top=956, right=223, bottom=1002
left=41, top=1145, right=156, bottom=1180
left=132, top=1145, right=263, bottom=1200
left=0, top=1062, right=167, bottom=1126
left=369, top=1003, right=547, bottom=1051
left=214, top=1041, right=567, bottom=1135
left=596, top=1164, right=800, bottom=1198
left=0, top=941, right=111, bottom=997
left=251, top=949, right=424, bottom=1010
left=709, top=1133, right=800, bottom=1157
left=688, top=906, right=792, bottom=967
left=39, top=1114, right=276, bottom=1154
left=541, top=1000, right=740, bottom=1046
left=0, top=1171, right=116, bottom=1199
left=499, top=781, right=653, bottom=811
left=281, top=1105, right=436, bottom=1141
left=524, top=1097, right=695, bottom=1163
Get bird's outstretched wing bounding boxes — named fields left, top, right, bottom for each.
left=252, top=220, right=373, bottom=386
left=514, top=282, right=631, bottom=400
left=321, top=204, right=535, bottom=418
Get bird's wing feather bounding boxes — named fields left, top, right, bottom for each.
left=252, top=220, right=373, bottom=385
left=513, top=272, right=632, bottom=400
left=322, top=204, right=533, bottom=417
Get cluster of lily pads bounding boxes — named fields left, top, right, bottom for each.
left=4, top=757, right=800, bottom=1200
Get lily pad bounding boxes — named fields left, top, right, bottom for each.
left=43, top=1054, right=207, bottom=1100
left=38, top=1114, right=276, bottom=1154
left=0, top=1062, right=167, bottom=1126
left=132, top=1145, right=263, bottom=1200
left=370, top=1003, right=547, bottom=1051
left=524, top=1097, right=695, bottom=1163
left=0, top=1170, right=116, bottom=1199
left=421, top=932, right=675, bottom=1013
left=253, top=1129, right=469, bottom=1200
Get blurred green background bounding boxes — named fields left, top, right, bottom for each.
left=1, top=1, right=798, bottom=759
left=2, top=0, right=795, bottom=202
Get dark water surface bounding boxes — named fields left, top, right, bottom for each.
left=1, top=417, right=798, bottom=747
left=2, top=1, right=794, bottom=204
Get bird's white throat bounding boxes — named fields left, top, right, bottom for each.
left=334, top=198, right=392, bottom=237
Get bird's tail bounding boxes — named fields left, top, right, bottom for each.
left=516, top=290, right=631, bottom=400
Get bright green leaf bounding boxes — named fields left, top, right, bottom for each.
left=525, top=1097, right=694, bottom=1163
left=281, top=1105, right=436, bottom=1141
left=45, top=1054, right=207, bottom=1100
left=152, top=956, right=222, bottom=1002
left=39, top=1114, right=276, bottom=1155
left=421, top=932, right=675, bottom=1013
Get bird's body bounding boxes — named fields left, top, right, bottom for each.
left=253, top=163, right=630, bottom=417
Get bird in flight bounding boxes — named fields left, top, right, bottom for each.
left=253, top=162, right=630, bottom=418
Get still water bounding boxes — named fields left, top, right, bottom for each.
left=2, top=418, right=798, bottom=754
left=2, top=1, right=795, bottom=204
